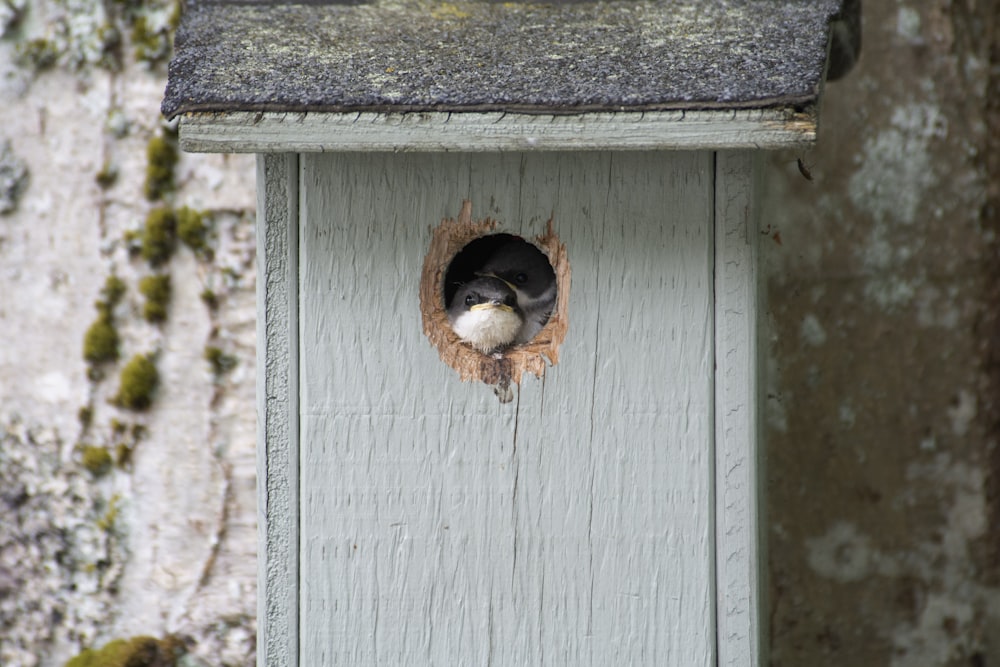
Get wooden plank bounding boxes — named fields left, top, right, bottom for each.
left=297, top=151, right=716, bottom=664
left=256, top=154, right=300, bottom=667
left=506, top=152, right=718, bottom=666
left=179, top=109, right=817, bottom=154
left=713, top=151, right=765, bottom=666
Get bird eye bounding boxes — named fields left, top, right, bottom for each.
left=464, top=294, right=477, bottom=306
left=514, top=272, right=528, bottom=284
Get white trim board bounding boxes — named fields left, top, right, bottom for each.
left=713, top=151, right=766, bottom=666
left=256, top=154, right=300, bottom=667
left=180, top=108, right=817, bottom=154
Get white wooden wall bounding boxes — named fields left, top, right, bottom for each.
left=257, top=151, right=763, bottom=666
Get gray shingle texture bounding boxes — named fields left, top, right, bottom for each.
left=162, top=0, right=847, bottom=118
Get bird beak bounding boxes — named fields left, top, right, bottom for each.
left=469, top=301, right=514, bottom=313
left=474, top=271, right=517, bottom=292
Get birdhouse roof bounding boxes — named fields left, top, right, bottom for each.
left=162, top=0, right=858, bottom=151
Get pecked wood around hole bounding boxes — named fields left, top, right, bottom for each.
left=420, top=199, right=571, bottom=387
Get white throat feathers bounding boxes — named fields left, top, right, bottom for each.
left=450, top=304, right=523, bottom=354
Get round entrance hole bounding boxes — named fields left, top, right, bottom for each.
left=419, top=200, right=570, bottom=393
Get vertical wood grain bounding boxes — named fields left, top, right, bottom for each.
left=297, top=152, right=717, bottom=665
left=714, top=151, right=765, bottom=667
left=257, top=154, right=299, bottom=667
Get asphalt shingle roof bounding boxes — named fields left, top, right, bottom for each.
left=162, top=0, right=853, bottom=119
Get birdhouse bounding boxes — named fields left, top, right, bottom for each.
left=163, top=0, right=857, bottom=664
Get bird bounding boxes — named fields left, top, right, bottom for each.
left=447, top=276, right=524, bottom=355
left=475, top=239, right=557, bottom=344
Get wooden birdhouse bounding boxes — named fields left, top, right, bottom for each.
left=163, top=0, right=858, bottom=664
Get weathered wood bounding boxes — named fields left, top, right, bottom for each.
left=179, top=109, right=817, bottom=154
left=256, top=154, right=300, bottom=667
left=296, top=152, right=717, bottom=664
left=714, top=151, right=765, bottom=666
